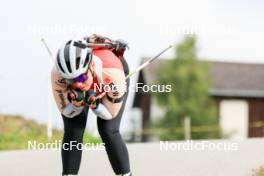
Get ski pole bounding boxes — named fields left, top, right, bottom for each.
left=125, top=45, right=173, bottom=80
left=41, top=38, right=54, bottom=60
left=41, top=39, right=114, bottom=60
left=41, top=38, right=173, bottom=79
left=73, top=41, right=115, bottom=49
left=41, top=38, right=54, bottom=140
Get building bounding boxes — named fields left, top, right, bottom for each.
left=132, top=59, right=264, bottom=140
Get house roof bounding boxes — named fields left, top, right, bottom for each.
left=139, top=58, right=264, bottom=98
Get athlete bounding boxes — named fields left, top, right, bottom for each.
left=51, top=34, right=132, bottom=176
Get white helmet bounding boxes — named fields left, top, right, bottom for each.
left=56, top=40, right=92, bottom=79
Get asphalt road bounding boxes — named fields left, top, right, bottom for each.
left=0, top=138, right=263, bottom=176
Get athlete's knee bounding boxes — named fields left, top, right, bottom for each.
left=98, top=125, right=120, bottom=140
left=63, top=127, right=85, bottom=141
left=99, top=125, right=119, bottom=136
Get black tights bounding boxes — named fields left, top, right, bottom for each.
left=61, top=59, right=130, bottom=175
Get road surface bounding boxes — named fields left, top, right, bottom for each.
left=0, top=138, right=263, bottom=176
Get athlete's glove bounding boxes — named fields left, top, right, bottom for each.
left=62, top=89, right=85, bottom=118
left=67, top=89, right=86, bottom=107
left=84, top=90, right=99, bottom=108
left=114, top=39, right=129, bottom=51
left=84, top=90, right=112, bottom=120
left=68, top=89, right=99, bottom=107
left=84, top=34, right=111, bottom=43
left=112, top=39, right=129, bottom=57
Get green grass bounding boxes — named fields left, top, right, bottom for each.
left=0, top=114, right=101, bottom=150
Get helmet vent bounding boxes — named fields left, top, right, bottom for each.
left=83, top=53, right=91, bottom=68
left=64, top=43, right=72, bottom=73
left=76, top=57, right=81, bottom=70
left=56, top=52, right=65, bottom=73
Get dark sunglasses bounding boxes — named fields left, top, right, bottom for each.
left=67, top=73, right=88, bottom=84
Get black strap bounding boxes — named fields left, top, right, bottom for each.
left=106, top=93, right=125, bottom=103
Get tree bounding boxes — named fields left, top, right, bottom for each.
left=154, top=36, right=219, bottom=140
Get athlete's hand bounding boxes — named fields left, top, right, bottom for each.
left=114, top=39, right=129, bottom=51
left=84, top=90, right=106, bottom=109
left=112, top=39, right=129, bottom=57
left=83, top=90, right=97, bottom=108
left=67, top=89, right=85, bottom=107
left=85, top=34, right=111, bottom=43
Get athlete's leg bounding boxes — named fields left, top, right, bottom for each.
left=61, top=107, right=89, bottom=175
left=97, top=58, right=131, bottom=175
left=97, top=91, right=130, bottom=174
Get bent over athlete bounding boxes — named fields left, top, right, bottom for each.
left=51, top=34, right=132, bottom=176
